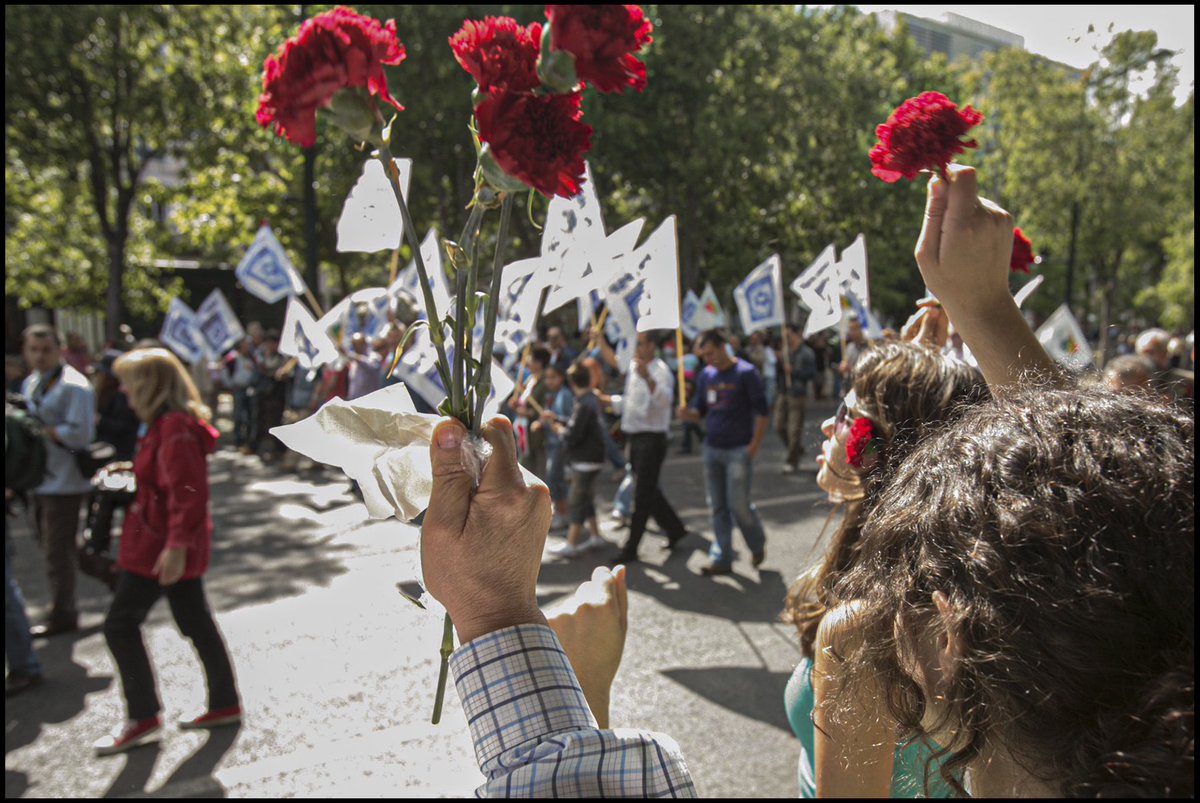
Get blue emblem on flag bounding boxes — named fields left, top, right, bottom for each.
left=236, top=225, right=302, bottom=304
left=746, top=275, right=777, bottom=323
left=294, top=321, right=319, bottom=363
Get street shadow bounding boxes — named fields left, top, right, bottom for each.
left=155, top=725, right=240, bottom=798
left=4, top=636, right=113, bottom=753
left=660, top=665, right=794, bottom=734
left=102, top=740, right=162, bottom=798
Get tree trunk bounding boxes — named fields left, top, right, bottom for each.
left=106, top=236, right=125, bottom=343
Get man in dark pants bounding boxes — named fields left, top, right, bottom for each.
left=610, top=332, right=688, bottom=565
left=20, top=324, right=96, bottom=636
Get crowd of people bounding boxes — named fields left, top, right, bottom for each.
left=5, top=166, right=1194, bottom=793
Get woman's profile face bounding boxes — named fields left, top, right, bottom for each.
left=816, top=390, right=865, bottom=502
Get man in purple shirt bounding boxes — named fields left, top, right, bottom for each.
left=680, top=329, right=770, bottom=575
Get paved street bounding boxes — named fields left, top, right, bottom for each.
left=6, top=399, right=838, bottom=798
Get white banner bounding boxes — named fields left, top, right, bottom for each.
left=280, top=296, right=339, bottom=371
left=1036, top=304, right=1095, bottom=373
left=693, top=282, right=727, bottom=331
left=235, top=225, right=307, bottom=304
left=159, top=298, right=206, bottom=365
left=336, top=157, right=413, bottom=253
left=791, top=244, right=841, bottom=337
left=194, top=289, right=245, bottom=357
left=734, top=254, right=785, bottom=334
left=386, top=227, right=451, bottom=319
left=835, top=233, right=870, bottom=309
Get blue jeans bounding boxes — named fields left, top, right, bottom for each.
left=702, top=445, right=767, bottom=567
left=613, top=465, right=634, bottom=518
left=233, top=387, right=257, bottom=447
left=546, top=441, right=568, bottom=503
left=6, top=523, right=42, bottom=677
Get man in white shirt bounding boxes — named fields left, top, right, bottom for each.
left=610, top=332, right=689, bottom=564
left=20, top=324, right=96, bottom=637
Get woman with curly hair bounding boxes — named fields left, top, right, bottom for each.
left=826, top=164, right=1193, bottom=797
left=784, top=334, right=989, bottom=797
left=94, top=348, right=241, bottom=756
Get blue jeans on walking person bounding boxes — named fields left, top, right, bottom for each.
left=232, top=387, right=257, bottom=448
left=6, top=522, right=42, bottom=678
left=702, top=445, right=767, bottom=568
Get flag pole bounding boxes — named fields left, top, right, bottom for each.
left=388, top=247, right=402, bottom=286
left=673, top=216, right=687, bottom=409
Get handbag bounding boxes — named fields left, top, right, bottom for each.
left=72, top=441, right=118, bottom=481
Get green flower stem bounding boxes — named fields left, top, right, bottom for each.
left=431, top=610, right=455, bottom=725
left=462, top=208, right=485, bottom=400
left=451, top=204, right=487, bottom=425
left=376, top=144, right=453, bottom=397
left=471, top=192, right=516, bottom=434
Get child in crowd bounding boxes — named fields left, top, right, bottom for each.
left=537, top=363, right=574, bottom=531
left=546, top=364, right=608, bottom=558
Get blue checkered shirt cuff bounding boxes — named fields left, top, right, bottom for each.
left=451, top=624, right=696, bottom=798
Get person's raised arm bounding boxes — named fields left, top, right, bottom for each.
left=422, top=417, right=696, bottom=798
left=915, top=165, right=1061, bottom=389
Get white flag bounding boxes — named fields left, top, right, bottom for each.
left=791, top=244, right=841, bottom=337
left=543, top=217, right=644, bottom=314
left=235, top=225, right=307, bottom=304
left=680, top=289, right=702, bottom=339
left=194, top=289, right=245, bottom=357
left=336, top=157, right=413, bottom=253
left=1036, top=304, right=1095, bottom=373
left=497, top=256, right=549, bottom=337
left=1013, top=274, right=1044, bottom=309
left=387, top=228, right=451, bottom=318
left=835, top=234, right=870, bottom=309
left=693, top=282, right=727, bottom=331
left=734, top=254, right=785, bottom=334
left=281, top=297, right=339, bottom=371
left=539, top=163, right=607, bottom=313
left=629, top=216, right=681, bottom=332
left=159, top=298, right=206, bottom=365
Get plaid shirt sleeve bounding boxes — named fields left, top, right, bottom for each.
left=451, top=624, right=697, bottom=798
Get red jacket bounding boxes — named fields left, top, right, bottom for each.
left=119, top=411, right=218, bottom=581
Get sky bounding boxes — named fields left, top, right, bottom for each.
left=827, top=5, right=1194, bottom=103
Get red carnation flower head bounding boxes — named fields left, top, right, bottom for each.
left=1010, top=227, right=1038, bottom=274
left=869, top=91, right=983, bottom=183
left=257, top=6, right=406, bottom=148
left=475, top=91, right=593, bottom=198
left=450, top=17, right=543, bottom=95
left=544, top=5, right=653, bottom=95
left=845, top=416, right=879, bottom=469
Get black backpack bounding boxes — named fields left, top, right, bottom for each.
left=5, top=394, right=49, bottom=493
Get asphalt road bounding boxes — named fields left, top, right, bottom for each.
left=6, top=398, right=839, bottom=798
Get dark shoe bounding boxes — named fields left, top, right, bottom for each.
left=609, top=550, right=639, bottom=567
left=752, top=550, right=766, bottom=568
left=663, top=531, right=691, bottom=551
left=31, top=619, right=78, bottom=639
left=180, top=704, right=242, bottom=730
left=94, top=717, right=162, bottom=757
left=5, top=672, right=44, bottom=698
left=699, top=562, right=733, bottom=576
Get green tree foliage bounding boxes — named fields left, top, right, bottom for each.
left=7, top=6, right=1192, bottom=340
left=967, top=31, right=1193, bottom=354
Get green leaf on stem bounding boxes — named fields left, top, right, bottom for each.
left=437, top=397, right=454, bottom=417
left=527, top=190, right=543, bottom=232
left=387, top=319, right=429, bottom=379
left=395, top=584, right=427, bottom=610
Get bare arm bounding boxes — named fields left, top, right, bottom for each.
left=813, top=604, right=895, bottom=798
left=915, top=165, right=1062, bottom=390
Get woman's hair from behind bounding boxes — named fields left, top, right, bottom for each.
left=113, top=348, right=212, bottom=423
left=836, top=386, right=1194, bottom=797
left=785, top=341, right=989, bottom=658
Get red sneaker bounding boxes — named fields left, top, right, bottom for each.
left=94, top=717, right=162, bottom=756
left=179, top=704, right=242, bottom=730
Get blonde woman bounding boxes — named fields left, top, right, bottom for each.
left=94, top=348, right=240, bottom=756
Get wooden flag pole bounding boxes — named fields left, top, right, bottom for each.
left=388, top=247, right=402, bottom=286
left=672, top=216, right=687, bottom=409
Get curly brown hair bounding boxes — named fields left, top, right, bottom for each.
left=835, top=386, right=1194, bottom=797
left=784, top=341, right=989, bottom=658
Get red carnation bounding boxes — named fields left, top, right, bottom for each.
left=257, top=7, right=406, bottom=148
left=450, top=17, right=543, bottom=94
left=845, top=416, right=878, bottom=469
left=1010, top=227, right=1037, bottom=273
left=869, top=91, right=983, bottom=183
left=475, top=91, right=593, bottom=198
left=545, top=5, right=653, bottom=94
